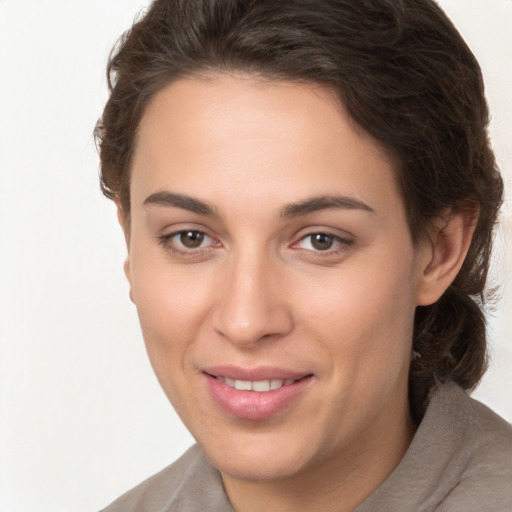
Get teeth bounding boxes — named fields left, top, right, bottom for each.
left=219, top=377, right=296, bottom=392
left=252, top=380, right=271, bottom=392
left=270, top=379, right=284, bottom=390
left=235, top=380, right=252, bottom=391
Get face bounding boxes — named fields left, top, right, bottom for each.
left=125, top=75, right=430, bottom=483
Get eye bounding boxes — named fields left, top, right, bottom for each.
left=158, top=229, right=217, bottom=254
left=176, top=230, right=208, bottom=249
left=295, top=232, right=352, bottom=253
left=302, top=233, right=336, bottom=251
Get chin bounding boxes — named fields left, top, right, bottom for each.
left=198, top=430, right=317, bottom=482
left=211, top=454, right=307, bottom=483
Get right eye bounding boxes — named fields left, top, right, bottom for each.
left=174, top=230, right=208, bottom=249
left=158, top=230, right=217, bottom=255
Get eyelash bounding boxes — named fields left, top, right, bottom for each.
left=157, top=230, right=353, bottom=258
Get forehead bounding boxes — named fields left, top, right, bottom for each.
left=130, top=75, right=403, bottom=219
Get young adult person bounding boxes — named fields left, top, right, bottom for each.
left=96, top=1, right=512, bottom=510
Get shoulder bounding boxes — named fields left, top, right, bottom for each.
left=446, top=383, right=512, bottom=474
left=100, top=444, right=233, bottom=512
left=436, top=387, right=512, bottom=511
left=357, top=382, right=512, bottom=512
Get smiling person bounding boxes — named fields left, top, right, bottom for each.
left=96, top=1, right=512, bottom=511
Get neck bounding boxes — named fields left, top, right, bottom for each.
left=222, top=395, right=416, bottom=512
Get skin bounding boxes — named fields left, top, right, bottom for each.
left=121, top=75, right=475, bottom=512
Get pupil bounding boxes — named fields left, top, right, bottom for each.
left=312, top=233, right=333, bottom=250
left=180, top=231, right=204, bottom=248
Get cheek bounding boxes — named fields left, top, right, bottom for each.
left=300, top=252, right=417, bottom=379
left=129, top=256, right=215, bottom=383
left=131, top=247, right=214, bottom=328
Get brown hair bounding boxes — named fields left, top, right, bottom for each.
left=95, top=0, right=504, bottom=416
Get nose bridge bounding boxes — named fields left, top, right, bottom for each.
left=214, top=245, right=292, bottom=345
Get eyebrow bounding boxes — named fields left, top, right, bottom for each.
left=143, top=191, right=218, bottom=216
left=143, top=191, right=375, bottom=218
left=280, top=195, right=375, bottom=218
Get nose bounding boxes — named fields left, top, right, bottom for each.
left=213, top=252, right=293, bottom=346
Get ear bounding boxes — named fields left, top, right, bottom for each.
left=116, top=203, right=129, bottom=237
left=116, top=203, right=134, bottom=302
left=117, top=203, right=125, bottom=228
left=416, top=208, right=478, bottom=306
left=123, top=257, right=134, bottom=303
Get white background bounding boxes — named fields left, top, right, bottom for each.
left=0, top=1, right=511, bottom=511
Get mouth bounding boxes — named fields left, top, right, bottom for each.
left=212, top=376, right=305, bottom=392
left=203, top=367, right=313, bottom=420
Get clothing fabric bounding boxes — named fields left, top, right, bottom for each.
left=101, top=382, right=512, bottom=512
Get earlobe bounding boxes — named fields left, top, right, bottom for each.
left=416, top=208, right=478, bottom=306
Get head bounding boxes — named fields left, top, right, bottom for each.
left=95, top=0, right=503, bottom=481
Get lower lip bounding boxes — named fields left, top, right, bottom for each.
left=204, top=374, right=313, bottom=420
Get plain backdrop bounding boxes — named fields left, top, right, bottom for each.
left=0, top=1, right=511, bottom=511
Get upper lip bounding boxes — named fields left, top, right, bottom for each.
left=203, top=365, right=311, bottom=381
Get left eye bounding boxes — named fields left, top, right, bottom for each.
left=296, top=233, right=346, bottom=252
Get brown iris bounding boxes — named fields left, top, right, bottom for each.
left=310, top=233, right=335, bottom=251
left=179, top=231, right=205, bottom=248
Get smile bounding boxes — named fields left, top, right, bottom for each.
left=204, top=369, right=313, bottom=420
left=215, top=377, right=297, bottom=392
